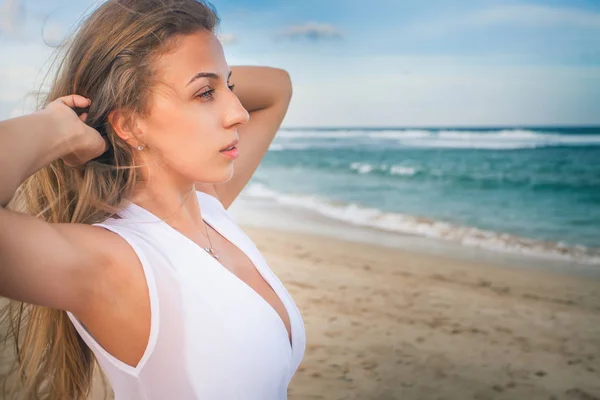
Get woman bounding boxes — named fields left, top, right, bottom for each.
left=0, top=0, right=306, bottom=399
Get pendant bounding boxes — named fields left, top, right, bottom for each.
left=204, top=247, right=220, bottom=260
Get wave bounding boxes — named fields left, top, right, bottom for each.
left=274, top=129, right=600, bottom=150
left=277, top=130, right=369, bottom=139
left=268, top=143, right=321, bottom=151
left=346, top=161, right=600, bottom=188
left=398, top=129, right=600, bottom=149
left=350, top=162, right=418, bottom=176
left=242, top=183, right=600, bottom=265
left=390, top=166, right=418, bottom=176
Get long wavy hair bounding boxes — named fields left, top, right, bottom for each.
left=0, top=1, right=219, bottom=398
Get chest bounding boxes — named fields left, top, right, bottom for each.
left=193, top=221, right=293, bottom=348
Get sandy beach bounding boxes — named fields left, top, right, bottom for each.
left=2, top=222, right=599, bottom=399
left=248, top=226, right=600, bottom=400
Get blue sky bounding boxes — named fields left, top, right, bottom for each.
left=1, top=0, right=599, bottom=127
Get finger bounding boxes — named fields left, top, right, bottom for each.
left=78, top=112, right=88, bottom=122
left=101, top=135, right=110, bottom=153
left=56, top=94, right=91, bottom=109
left=85, top=125, right=110, bottom=154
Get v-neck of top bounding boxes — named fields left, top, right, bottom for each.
left=117, top=192, right=294, bottom=354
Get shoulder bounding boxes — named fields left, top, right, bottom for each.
left=84, top=220, right=153, bottom=302
left=57, top=213, right=153, bottom=318
left=69, top=220, right=157, bottom=370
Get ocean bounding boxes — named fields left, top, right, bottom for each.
left=239, top=127, right=600, bottom=265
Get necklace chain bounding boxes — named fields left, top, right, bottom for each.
left=202, top=219, right=220, bottom=260
left=127, top=186, right=221, bottom=260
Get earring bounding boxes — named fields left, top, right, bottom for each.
left=137, top=145, right=144, bottom=151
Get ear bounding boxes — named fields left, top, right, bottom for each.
left=107, top=109, right=143, bottom=149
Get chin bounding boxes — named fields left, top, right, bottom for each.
left=219, top=166, right=235, bottom=184
left=200, top=166, right=234, bottom=185
left=188, top=158, right=234, bottom=183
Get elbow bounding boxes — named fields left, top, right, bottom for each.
left=279, top=68, right=293, bottom=101
left=271, top=68, right=292, bottom=107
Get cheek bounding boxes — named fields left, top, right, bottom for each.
left=148, top=104, right=207, bottom=151
left=147, top=108, right=225, bottom=176
left=158, top=123, right=212, bottom=166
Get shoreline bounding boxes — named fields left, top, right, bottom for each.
left=229, top=195, right=600, bottom=279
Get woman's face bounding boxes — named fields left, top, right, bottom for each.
left=134, top=30, right=249, bottom=185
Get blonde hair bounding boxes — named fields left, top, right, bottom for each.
left=0, top=1, right=219, bottom=398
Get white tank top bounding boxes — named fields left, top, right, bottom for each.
left=66, top=190, right=306, bottom=399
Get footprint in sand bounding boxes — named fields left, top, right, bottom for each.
left=360, top=361, right=378, bottom=371
left=565, top=388, right=600, bottom=400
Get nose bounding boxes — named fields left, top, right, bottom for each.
left=225, top=90, right=250, bottom=129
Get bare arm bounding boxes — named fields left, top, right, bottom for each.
left=206, top=66, right=292, bottom=209
left=0, top=96, right=110, bottom=314
left=0, top=112, right=69, bottom=206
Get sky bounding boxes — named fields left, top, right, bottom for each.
left=0, top=0, right=599, bottom=127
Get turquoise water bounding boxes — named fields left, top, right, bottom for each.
left=244, top=127, right=600, bottom=264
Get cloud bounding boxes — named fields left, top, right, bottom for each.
left=42, top=20, right=66, bottom=46
left=0, top=64, right=44, bottom=119
left=0, top=40, right=55, bottom=120
left=8, top=96, right=38, bottom=118
left=280, top=54, right=600, bottom=127
left=0, top=65, right=40, bottom=102
left=402, top=3, right=600, bottom=39
left=0, top=0, right=25, bottom=38
left=275, top=22, right=343, bottom=41
left=218, top=33, right=238, bottom=45
left=466, top=4, right=600, bottom=29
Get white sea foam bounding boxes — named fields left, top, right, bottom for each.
left=243, top=183, right=600, bottom=265
left=268, top=143, right=318, bottom=151
left=277, top=130, right=368, bottom=139
left=389, top=166, right=417, bottom=176
left=424, top=129, right=600, bottom=149
left=275, top=128, right=600, bottom=150
left=349, top=162, right=375, bottom=174
left=368, top=129, right=432, bottom=139
left=349, top=162, right=418, bottom=176
left=268, top=144, right=285, bottom=151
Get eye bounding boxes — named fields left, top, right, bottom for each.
left=197, top=89, right=216, bottom=100
left=196, top=84, right=236, bottom=100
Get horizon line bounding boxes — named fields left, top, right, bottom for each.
left=279, top=124, right=600, bottom=130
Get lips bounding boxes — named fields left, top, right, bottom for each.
left=220, top=139, right=238, bottom=152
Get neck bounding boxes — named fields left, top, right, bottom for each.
left=129, top=171, right=203, bottom=232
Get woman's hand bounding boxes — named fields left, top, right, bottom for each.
left=42, top=94, right=109, bottom=167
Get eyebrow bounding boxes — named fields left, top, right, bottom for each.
left=186, top=70, right=232, bottom=87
